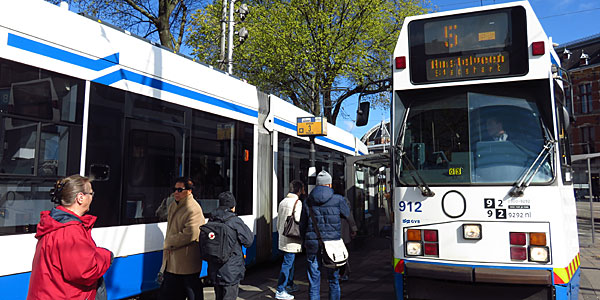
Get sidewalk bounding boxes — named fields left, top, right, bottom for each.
left=202, top=236, right=395, bottom=300
left=579, top=243, right=600, bottom=300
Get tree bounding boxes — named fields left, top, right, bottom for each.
left=46, top=0, right=206, bottom=52
left=187, top=0, right=429, bottom=124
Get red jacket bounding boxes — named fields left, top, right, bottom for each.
left=27, top=206, right=112, bottom=300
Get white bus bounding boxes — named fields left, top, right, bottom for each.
left=0, top=1, right=368, bottom=299
left=390, top=1, right=579, bottom=299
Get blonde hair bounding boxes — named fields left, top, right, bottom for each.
left=51, top=175, right=90, bottom=206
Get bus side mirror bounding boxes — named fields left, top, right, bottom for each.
left=356, top=102, right=370, bottom=126
left=562, top=106, right=571, bottom=130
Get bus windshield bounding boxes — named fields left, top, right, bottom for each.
left=395, top=81, right=554, bottom=185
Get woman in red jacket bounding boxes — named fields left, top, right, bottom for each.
left=27, top=175, right=113, bottom=300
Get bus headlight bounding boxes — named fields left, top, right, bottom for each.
left=462, top=224, right=482, bottom=240
left=406, top=241, right=423, bottom=256
left=528, top=246, right=549, bottom=263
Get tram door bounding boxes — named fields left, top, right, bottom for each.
left=122, top=119, right=185, bottom=224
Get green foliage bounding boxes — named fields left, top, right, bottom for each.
left=188, top=0, right=429, bottom=124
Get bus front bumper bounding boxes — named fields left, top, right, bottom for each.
left=405, top=262, right=552, bottom=285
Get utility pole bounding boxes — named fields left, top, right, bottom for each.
left=219, top=0, right=227, bottom=70
left=219, top=0, right=249, bottom=74
left=297, top=117, right=327, bottom=193
left=227, top=0, right=235, bottom=74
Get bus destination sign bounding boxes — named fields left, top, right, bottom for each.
left=297, top=117, right=327, bottom=136
left=426, top=52, right=509, bottom=80
left=408, top=7, right=528, bottom=84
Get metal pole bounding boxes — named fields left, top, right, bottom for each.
left=588, top=156, right=595, bottom=243
left=227, top=0, right=235, bottom=74
left=308, top=136, right=316, bottom=193
left=219, top=0, right=227, bottom=70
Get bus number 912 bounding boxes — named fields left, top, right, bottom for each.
left=399, top=201, right=423, bottom=212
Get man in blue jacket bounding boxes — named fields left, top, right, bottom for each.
left=300, top=170, right=350, bottom=300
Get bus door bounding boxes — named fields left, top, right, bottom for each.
left=345, top=153, right=390, bottom=237
left=122, top=118, right=185, bottom=224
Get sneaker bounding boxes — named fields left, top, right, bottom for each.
left=275, top=290, right=295, bottom=300
left=285, top=284, right=299, bottom=293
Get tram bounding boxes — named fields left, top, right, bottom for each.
left=0, top=1, right=368, bottom=299
left=391, top=1, right=579, bottom=299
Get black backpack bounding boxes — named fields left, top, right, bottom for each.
left=200, top=215, right=236, bottom=264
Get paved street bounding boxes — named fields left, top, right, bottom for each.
left=219, top=236, right=395, bottom=299
left=132, top=203, right=600, bottom=300
left=577, top=201, right=600, bottom=300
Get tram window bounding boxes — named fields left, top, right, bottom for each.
left=469, top=93, right=552, bottom=183
left=398, top=93, right=471, bottom=184
left=396, top=80, right=554, bottom=185
left=0, top=180, right=56, bottom=235
left=85, top=83, right=126, bottom=227
left=124, top=129, right=180, bottom=223
left=277, top=135, right=310, bottom=203
left=0, top=59, right=84, bottom=235
left=276, top=134, right=346, bottom=202
left=0, top=120, right=72, bottom=176
left=0, top=59, right=84, bottom=123
left=190, top=111, right=253, bottom=216
left=0, top=118, right=37, bottom=175
left=131, top=92, right=185, bottom=125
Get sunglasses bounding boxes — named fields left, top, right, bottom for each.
left=173, top=187, right=189, bottom=193
left=82, top=191, right=95, bottom=197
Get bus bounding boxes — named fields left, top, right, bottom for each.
left=0, top=1, right=368, bottom=299
left=390, top=1, right=579, bottom=299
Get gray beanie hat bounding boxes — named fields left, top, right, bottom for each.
left=316, top=170, right=332, bottom=185
left=218, top=191, right=236, bottom=208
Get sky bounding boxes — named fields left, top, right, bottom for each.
left=338, top=0, right=600, bottom=140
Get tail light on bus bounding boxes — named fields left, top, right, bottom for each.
left=405, top=229, right=438, bottom=257
left=395, top=56, right=406, bottom=69
left=509, top=232, right=549, bottom=263
left=532, top=41, right=545, bottom=56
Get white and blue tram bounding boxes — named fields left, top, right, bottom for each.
left=391, top=1, right=579, bottom=299
left=0, top=1, right=368, bottom=299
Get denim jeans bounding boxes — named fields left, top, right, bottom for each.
left=277, top=251, right=296, bottom=292
left=307, top=252, right=340, bottom=300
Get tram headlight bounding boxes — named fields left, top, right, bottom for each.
left=528, top=246, right=550, bottom=263
left=406, top=241, right=423, bottom=256
left=462, top=224, right=482, bottom=240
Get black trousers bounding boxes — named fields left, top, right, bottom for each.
left=158, top=272, right=204, bottom=300
left=214, top=284, right=239, bottom=300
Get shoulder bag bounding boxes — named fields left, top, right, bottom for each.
left=308, top=205, right=348, bottom=269
left=283, top=199, right=301, bottom=238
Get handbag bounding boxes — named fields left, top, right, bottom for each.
left=308, top=206, right=348, bottom=269
left=283, top=199, right=301, bottom=238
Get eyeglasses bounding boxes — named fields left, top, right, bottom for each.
left=82, top=191, right=95, bottom=197
left=173, top=187, right=189, bottom=193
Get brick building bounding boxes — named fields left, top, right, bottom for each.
left=555, top=34, right=600, bottom=199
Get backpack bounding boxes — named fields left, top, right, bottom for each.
left=200, top=215, right=236, bottom=264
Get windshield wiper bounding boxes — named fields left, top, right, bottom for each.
left=393, top=108, right=434, bottom=197
left=399, top=152, right=435, bottom=197
left=509, top=120, right=555, bottom=197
